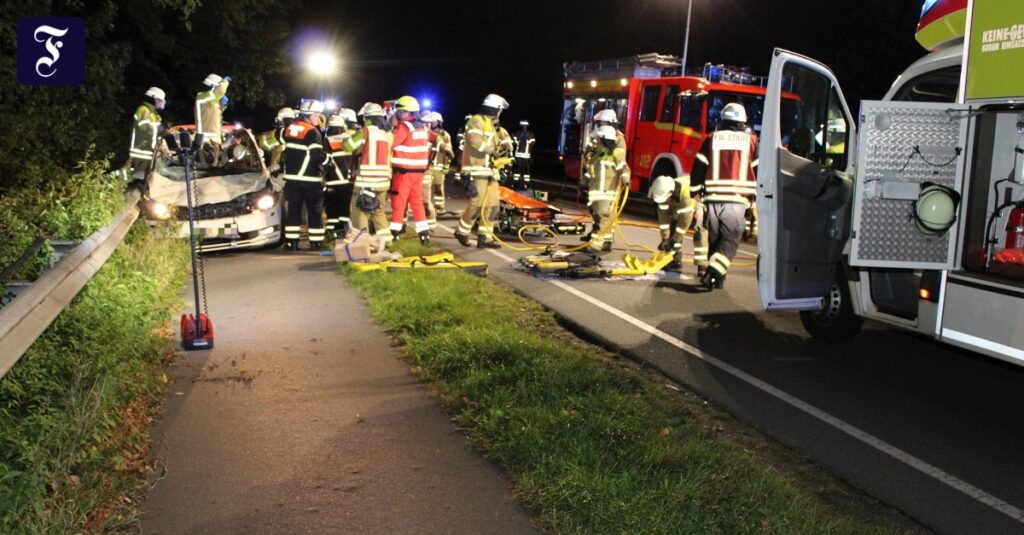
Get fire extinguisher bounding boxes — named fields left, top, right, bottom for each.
left=1006, top=201, right=1024, bottom=250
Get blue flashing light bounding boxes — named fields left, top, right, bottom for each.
left=921, top=0, right=940, bottom=16
left=422, top=98, right=433, bottom=109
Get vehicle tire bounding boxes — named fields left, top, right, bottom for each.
left=799, top=268, right=863, bottom=342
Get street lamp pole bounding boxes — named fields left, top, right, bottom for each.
left=681, top=0, right=693, bottom=76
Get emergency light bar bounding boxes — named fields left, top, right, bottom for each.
left=916, top=0, right=967, bottom=51
left=701, top=64, right=769, bottom=88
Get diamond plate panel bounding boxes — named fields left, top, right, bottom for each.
left=851, top=101, right=967, bottom=268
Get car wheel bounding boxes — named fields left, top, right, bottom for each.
left=799, top=268, right=863, bottom=342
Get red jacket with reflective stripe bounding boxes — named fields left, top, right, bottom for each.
left=391, top=120, right=431, bottom=171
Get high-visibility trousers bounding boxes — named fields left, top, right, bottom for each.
left=587, top=200, right=615, bottom=253
left=390, top=171, right=429, bottom=235
left=324, top=183, right=354, bottom=232
left=284, top=180, right=325, bottom=244
left=706, top=203, right=746, bottom=278
left=458, top=177, right=500, bottom=241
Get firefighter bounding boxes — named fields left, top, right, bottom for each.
left=422, top=112, right=455, bottom=229
left=454, top=114, right=471, bottom=180
left=648, top=175, right=696, bottom=271
left=690, top=102, right=758, bottom=290
left=581, top=109, right=627, bottom=242
left=583, top=125, right=630, bottom=254
left=194, top=73, right=230, bottom=166
left=388, top=96, right=432, bottom=245
left=257, top=107, right=294, bottom=172
left=345, top=102, right=394, bottom=243
left=493, top=119, right=514, bottom=185
left=128, top=86, right=166, bottom=176
left=281, top=99, right=326, bottom=250
left=455, top=94, right=509, bottom=249
left=323, top=109, right=357, bottom=238
left=512, top=120, right=535, bottom=189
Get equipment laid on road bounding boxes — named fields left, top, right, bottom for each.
left=165, top=131, right=215, bottom=350
left=496, top=186, right=586, bottom=237
left=349, top=252, right=488, bottom=275
left=520, top=249, right=675, bottom=279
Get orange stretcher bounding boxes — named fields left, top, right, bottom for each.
left=495, top=186, right=587, bottom=236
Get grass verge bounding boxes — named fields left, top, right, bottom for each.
left=341, top=241, right=903, bottom=534
left=0, top=223, right=189, bottom=532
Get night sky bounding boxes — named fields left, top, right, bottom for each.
left=270, top=0, right=927, bottom=146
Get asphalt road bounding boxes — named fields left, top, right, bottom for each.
left=140, top=250, right=539, bottom=534
left=431, top=184, right=1024, bottom=535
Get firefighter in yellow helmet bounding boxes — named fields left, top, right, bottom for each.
left=194, top=73, right=230, bottom=166
left=455, top=94, right=509, bottom=248
left=583, top=125, right=630, bottom=254
left=649, top=175, right=696, bottom=271
left=128, top=86, right=166, bottom=176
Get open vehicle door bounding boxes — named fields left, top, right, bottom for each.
left=757, top=49, right=857, bottom=311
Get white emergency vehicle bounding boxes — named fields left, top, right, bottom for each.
left=756, top=0, right=1024, bottom=365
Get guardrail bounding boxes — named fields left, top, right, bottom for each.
left=0, top=190, right=141, bottom=379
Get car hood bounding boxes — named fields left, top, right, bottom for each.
left=147, top=168, right=279, bottom=207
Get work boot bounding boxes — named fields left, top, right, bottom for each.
left=696, top=265, right=707, bottom=278
left=664, top=260, right=683, bottom=272
left=282, top=240, right=298, bottom=251
left=418, top=231, right=430, bottom=246
left=455, top=232, right=473, bottom=247
left=336, top=222, right=349, bottom=239
left=601, top=241, right=612, bottom=252
left=580, top=230, right=592, bottom=242
left=700, top=270, right=716, bottom=291
left=391, top=229, right=402, bottom=241
left=477, top=235, right=500, bottom=249
left=714, top=274, right=726, bottom=289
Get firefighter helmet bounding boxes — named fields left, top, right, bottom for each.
left=203, top=73, right=223, bottom=87
left=593, top=109, right=618, bottom=124
left=395, top=96, right=420, bottom=112
left=432, top=112, right=444, bottom=124
left=327, top=114, right=346, bottom=127
left=340, top=108, right=357, bottom=124
left=420, top=111, right=437, bottom=124
left=648, top=176, right=676, bottom=204
left=519, top=120, right=530, bottom=127
left=595, top=125, right=618, bottom=142
left=145, top=87, right=166, bottom=101
left=299, top=99, right=325, bottom=115
left=482, top=93, right=509, bottom=110
left=232, top=144, right=249, bottom=161
left=276, top=107, right=296, bottom=123
left=721, top=103, right=748, bottom=123
left=358, top=102, right=385, bottom=117
left=914, top=183, right=960, bottom=235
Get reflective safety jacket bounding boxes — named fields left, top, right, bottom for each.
left=584, top=145, right=630, bottom=203
left=460, top=114, right=498, bottom=179
left=391, top=120, right=431, bottom=172
left=324, top=127, right=355, bottom=186
left=282, top=119, right=324, bottom=182
left=495, top=126, right=514, bottom=159
left=582, top=127, right=627, bottom=171
left=429, top=129, right=455, bottom=173
left=345, top=124, right=393, bottom=190
left=657, top=176, right=696, bottom=240
left=690, top=127, right=758, bottom=207
left=129, top=102, right=162, bottom=161
left=194, top=80, right=230, bottom=143
left=513, top=130, right=535, bottom=159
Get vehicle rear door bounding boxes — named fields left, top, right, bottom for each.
left=757, top=49, right=857, bottom=311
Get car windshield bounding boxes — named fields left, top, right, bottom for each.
left=155, top=128, right=265, bottom=180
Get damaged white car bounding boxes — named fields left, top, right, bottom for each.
left=142, top=125, right=283, bottom=252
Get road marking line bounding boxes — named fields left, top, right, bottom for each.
left=437, top=221, right=1024, bottom=523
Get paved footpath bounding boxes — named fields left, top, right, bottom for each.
left=141, top=249, right=539, bottom=535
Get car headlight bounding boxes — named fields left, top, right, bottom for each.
left=256, top=194, right=275, bottom=210
left=150, top=201, right=171, bottom=219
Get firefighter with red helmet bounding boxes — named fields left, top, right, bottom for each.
left=281, top=99, right=327, bottom=250
left=690, top=102, right=758, bottom=290
left=584, top=125, right=631, bottom=254
left=345, top=102, right=394, bottom=243
left=456, top=93, right=509, bottom=248
left=323, top=109, right=358, bottom=237
left=388, top=96, right=432, bottom=245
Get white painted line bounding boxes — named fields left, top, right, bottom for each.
left=437, top=221, right=1024, bottom=524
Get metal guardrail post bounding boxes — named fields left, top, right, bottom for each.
left=0, top=190, right=141, bottom=379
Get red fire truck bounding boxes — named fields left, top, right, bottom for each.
left=559, top=53, right=799, bottom=191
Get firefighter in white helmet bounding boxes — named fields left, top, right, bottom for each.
left=455, top=93, right=509, bottom=248
left=281, top=99, right=327, bottom=250
left=690, top=102, right=758, bottom=290
left=583, top=125, right=630, bottom=254
left=649, top=175, right=696, bottom=271
left=421, top=112, right=455, bottom=229
left=257, top=107, right=294, bottom=172
left=128, top=86, right=166, bottom=176
left=512, top=120, right=535, bottom=189
left=194, top=73, right=231, bottom=166
left=581, top=108, right=627, bottom=242
left=344, top=102, right=394, bottom=242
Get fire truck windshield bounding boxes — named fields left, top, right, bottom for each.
left=706, top=91, right=799, bottom=135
